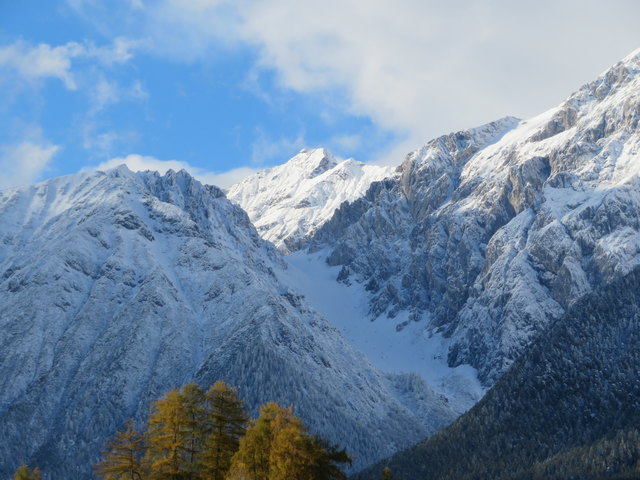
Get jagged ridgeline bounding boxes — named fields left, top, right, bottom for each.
left=305, top=49, right=640, bottom=387
left=356, top=266, right=640, bottom=480
left=0, top=167, right=453, bottom=478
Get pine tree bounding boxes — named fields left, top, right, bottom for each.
left=12, top=465, right=42, bottom=480
left=181, top=382, right=207, bottom=478
left=227, top=402, right=280, bottom=480
left=381, top=466, right=393, bottom=480
left=201, top=381, right=248, bottom=480
left=94, top=419, right=146, bottom=480
left=269, top=409, right=312, bottom=480
left=144, top=385, right=206, bottom=480
left=309, top=437, right=351, bottom=480
left=227, top=402, right=349, bottom=480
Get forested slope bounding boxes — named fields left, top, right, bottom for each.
left=356, top=267, right=640, bottom=480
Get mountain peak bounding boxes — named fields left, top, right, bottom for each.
left=104, top=163, right=135, bottom=179
left=227, top=150, right=392, bottom=252
left=287, top=148, right=338, bottom=178
left=619, top=46, right=640, bottom=67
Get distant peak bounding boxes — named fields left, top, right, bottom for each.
left=105, top=163, right=135, bottom=179
left=288, top=148, right=338, bottom=178
left=621, top=46, right=640, bottom=66
left=565, top=47, right=640, bottom=106
left=112, top=163, right=132, bottom=173
left=163, top=168, right=193, bottom=180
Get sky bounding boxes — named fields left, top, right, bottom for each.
left=1, top=0, right=639, bottom=190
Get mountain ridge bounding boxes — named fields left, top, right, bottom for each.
left=297, top=47, right=640, bottom=385
left=0, top=166, right=455, bottom=477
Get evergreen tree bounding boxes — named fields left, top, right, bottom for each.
left=227, top=402, right=280, bottom=480
left=228, top=402, right=349, bottom=480
left=181, top=382, right=207, bottom=478
left=309, top=437, right=351, bottom=480
left=94, top=419, right=146, bottom=480
left=201, top=381, right=248, bottom=480
left=145, top=386, right=202, bottom=480
left=12, top=465, right=42, bottom=480
left=381, top=466, right=393, bottom=480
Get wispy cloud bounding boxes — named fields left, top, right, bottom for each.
left=0, top=38, right=136, bottom=90
left=233, top=0, right=640, bottom=163
left=65, top=0, right=243, bottom=63
left=0, top=41, right=82, bottom=89
left=93, top=154, right=258, bottom=189
left=328, top=134, right=362, bottom=153
left=250, top=129, right=306, bottom=165
left=79, top=0, right=640, bottom=164
left=89, top=76, right=148, bottom=113
left=0, top=141, right=60, bottom=190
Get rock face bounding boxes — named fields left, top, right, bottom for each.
left=227, top=148, right=392, bottom=253
left=0, top=167, right=455, bottom=478
left=309, top=48, right=640, bottom=385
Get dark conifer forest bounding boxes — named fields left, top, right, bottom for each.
left=356, top=267, right=640, bottom=480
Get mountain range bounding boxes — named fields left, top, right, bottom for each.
left=1, top=47, right=639, bottom=479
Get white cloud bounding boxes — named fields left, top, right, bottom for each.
left=81, top=126, right=126, bottom=156
left=134, top=0, right=242, bottom=62
left=198, top=167, right=259, bottom=188
left=0, top=38, right=136, bottom=90
left=93, top=154, right=257, bottom=188
left=0, top=41, right=82, bottom=89
left=232, top=0, right=640, bottom=162
left=130, top=80, right=148, bottom=100
left=91, top=77, right=120, bottom=111
left=328, top=134, right=362, bottom=153
left=98, top=0, right=640, bottom=163
left=90, top=37, right=137, bottom=65
left=89, top=77, right=147, bottom=113
left=0, top=141, right=60, bottom=190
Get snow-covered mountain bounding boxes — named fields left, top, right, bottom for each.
left=227, top=148, right=392, bottom=253
left=303, top=48, right=640, bottom=385
left=0, top=167, right=455, bottom=478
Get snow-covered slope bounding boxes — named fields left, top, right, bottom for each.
left=307, top=48, right=640, bottom=385
left=0, top=167, right=455, bottom=478
left=279, top=250, right=484, bottom=414
left=227, top=148, right=392, bottom=252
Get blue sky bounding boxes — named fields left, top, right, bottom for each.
left=1, top=0, right=640, bottom=189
